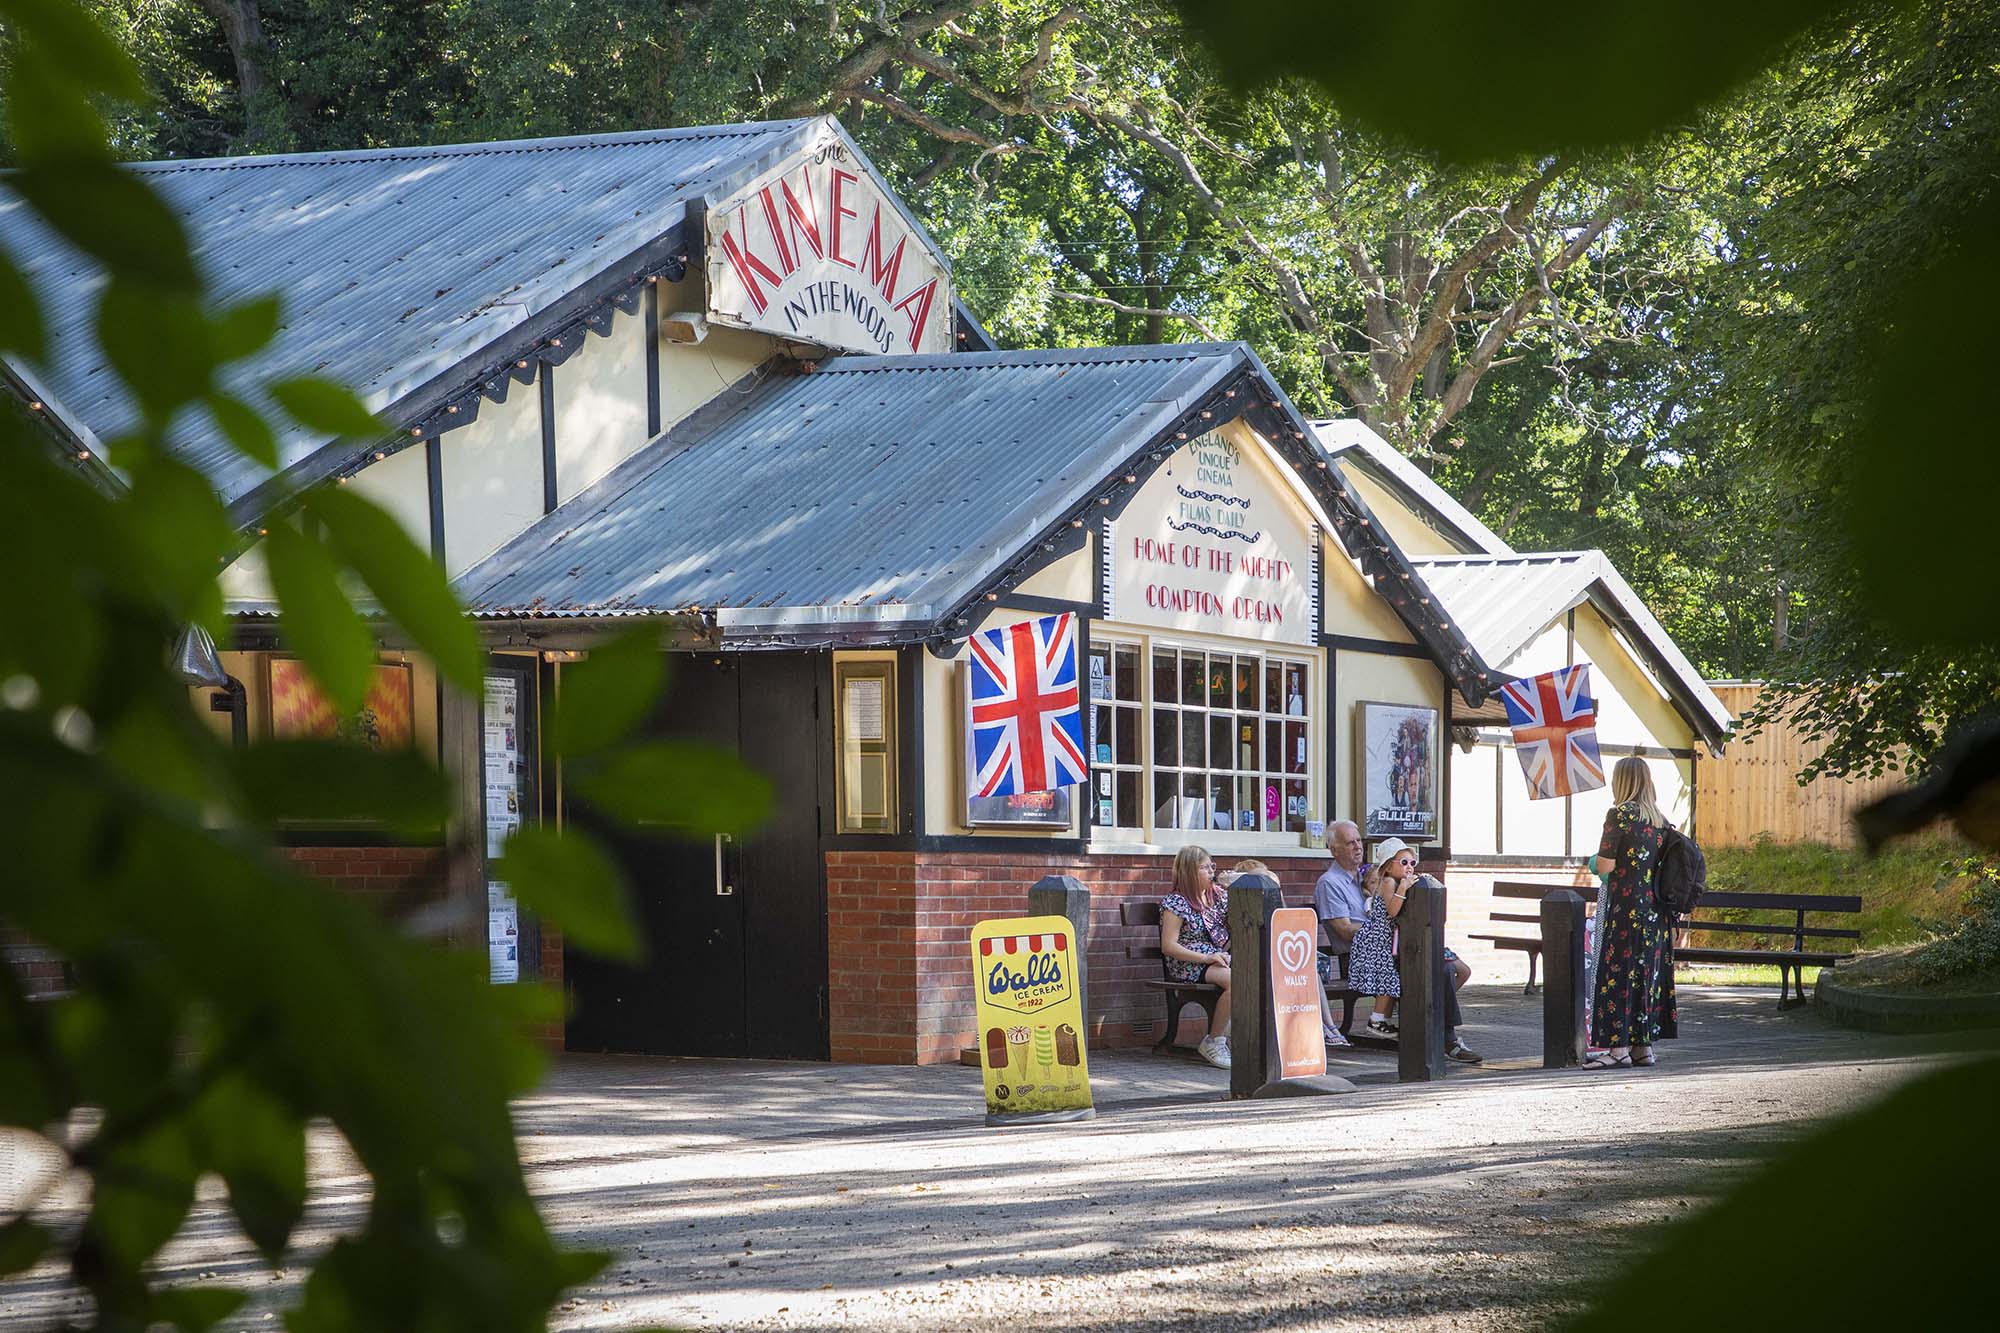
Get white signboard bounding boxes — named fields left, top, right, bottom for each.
left=1107, top=429, right=1318, bottom=646
left=705, top=136, right=952, bottom=356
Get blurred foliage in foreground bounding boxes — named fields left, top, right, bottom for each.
left=0, top=0, right=763, bottom=1326
left=1166, top=0, right=1998, bottom=1325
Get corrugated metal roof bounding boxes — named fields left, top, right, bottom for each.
left=0, top=118, right=819, bottom=508
left=1314, top=419, right=1510, bottom=555
left=456, top=343, right=1249, bottom=622
left=1411, top=551, right=1732, bottom=747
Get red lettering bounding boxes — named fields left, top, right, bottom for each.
left=718, top=211, right=785, bottom=316
left=861, top=205, right=908, bottom=304
left=757, top=186, right=797, bottom=277
left=892, top=277, right=939, bottom=349
left=779, top=171, right=824, bottom=264
left=829, top=169, right=859, bottom=268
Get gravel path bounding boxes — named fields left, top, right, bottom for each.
left=0, top=987, right=1975, bottom=1331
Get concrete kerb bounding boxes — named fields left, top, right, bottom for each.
left=1815, top=968, right=2000, bottom=1034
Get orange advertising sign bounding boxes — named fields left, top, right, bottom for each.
left=970, top=915, right=1093, bottom=1125
left=1270, top=907, right=1325, bottom=1080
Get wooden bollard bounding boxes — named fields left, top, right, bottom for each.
left=1027, top=875, right=1091, bottom=1015
left=1226, top=874, right=1286, bottom=1099
left=1397, top=877, right=1448, bottom=1082
left=1541, top=889, right=1587, bottom=1068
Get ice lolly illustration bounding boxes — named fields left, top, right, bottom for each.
left=984, top=1026, right=1008, bottom=1072
left=1055, top=1023, right=1081, bottom=1066
left=1006, top=1025, right=1031, bottom=1081
left=1032, top=1024, right=1055, bottom=1078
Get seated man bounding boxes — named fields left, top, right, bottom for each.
left=1311, top=822, right=1370, bottom=1047
left=1228, top=858, right=1350, bottom=1050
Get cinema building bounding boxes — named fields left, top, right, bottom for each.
left=2, top=117, right=1729, bottom=1061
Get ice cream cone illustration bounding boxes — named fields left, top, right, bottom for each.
left=1032, top=1024, right=1055, bottom=1079
left=1006, top=1025, right=1031, bottom=1082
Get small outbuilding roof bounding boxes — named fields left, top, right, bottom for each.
left=0, top=117, right=863, bottom=514
left=1410, top=551, right=1732, bottom=750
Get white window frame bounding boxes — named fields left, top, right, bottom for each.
left=1084, top=625, right=1322, bottom=854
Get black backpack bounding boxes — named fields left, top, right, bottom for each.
left=1652, top=826, right=1708, bottom=916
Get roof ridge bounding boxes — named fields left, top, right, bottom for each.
left=127, top=119, right=816, bottom=174
left=815, top=342, right=1244, bottom=373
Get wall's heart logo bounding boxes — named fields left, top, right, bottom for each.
left=1276, top=929, right=1313, bottom=975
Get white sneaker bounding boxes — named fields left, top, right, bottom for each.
left=1196, top=1034, right=1232, bottom=1069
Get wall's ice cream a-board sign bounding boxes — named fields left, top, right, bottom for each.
left=970, top=916, right=1094, bottom=1125
left=1105, top=429, right=1320, bottom=647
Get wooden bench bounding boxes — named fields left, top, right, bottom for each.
left=1467, top=881, right=1862, bottom=1008
left=1120, top=900, right=1365, bottom=1053
left=1469, top=880, right=1593, bottom=994
left=1679, top=891, right=1863, bottom=1009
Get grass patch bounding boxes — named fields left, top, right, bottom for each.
left=1694, top=833, right=1981, bottom=957
left=1676, top=963, right=1823, bottom=988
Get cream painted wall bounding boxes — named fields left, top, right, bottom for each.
left=1572, top=607, right=1689, bottom=749
left=656, top=276, right=778, bottom=432
left=1451, top=743, right=1499, bottom=855
left=920, top=607, right=1083, bottom=839
left=1322, top=534, right=1415, bottom=641
left=1013, top=536, right=1094, bottom=602
left=1344, top=471, right=1466, bottom=557
left=347, top=441, right=433, bottom=552
left=554, top=309, right=650, bottom=504
left=1330, top=648, right=1444, bottom=838
left=219, top=537, right=273, bottom=603
left=440, top=375, right=544, bottom=579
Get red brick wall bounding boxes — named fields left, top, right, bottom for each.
left=2, top=923, right=69, bottom=998
left=827, top=849, right=1339, bottom=1065
left=280, top=845, right=449, bottom=911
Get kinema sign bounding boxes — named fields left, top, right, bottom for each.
left=704, top=139, right=953, bottom=356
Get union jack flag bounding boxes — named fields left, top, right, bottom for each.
left=967, top=612, right=1088, bottom=797
left=1500, top=663, right=1606, bottom=800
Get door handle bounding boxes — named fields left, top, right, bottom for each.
left=715, top=833, right=734, bottom=896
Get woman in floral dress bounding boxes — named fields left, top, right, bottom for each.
left=1585, top=758, right=1678, bottom=1068
left=1160, top=845, right=1233, bottom=1068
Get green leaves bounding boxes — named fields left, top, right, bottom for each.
left=7, top=158, right=200, bottom=293
left=547, top=629, right=665, bottom=757
left=1849, top=194, right=2000, bottom=648
left=1173, top=0, right=1849, bottom=162
left=307, top=486, right=482, bottom=691
left=231, top=741, right=450, bottom=834
left=264, top=521, right=377, bottom=715
left=0, top=0, right=147, bottom=100
left=496, top=827, right=639, bottom=961
left=570, top=740, right=773, bottom=836
left=270, top=376, right=385, bottom=440
left=191, top=1075, right=307, bottom=1261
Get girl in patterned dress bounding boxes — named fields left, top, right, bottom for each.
left=1159, top=845, right=1233, bottom=1068
left=1584, top=758, right=1678, bottom=1069
left=1350, top=838, right=1413, bottom=1034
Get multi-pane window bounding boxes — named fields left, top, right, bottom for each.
left=1087, top=637, right=1313, bottom=836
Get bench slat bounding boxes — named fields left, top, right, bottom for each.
left=1678, top=947, right=1849, bottom=966
left=1684, top=920, right=1862, bottom=940
left=1699, top=891, right=1863, bottom=913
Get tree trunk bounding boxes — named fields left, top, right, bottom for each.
left=196, top=0, right=280, bottom=144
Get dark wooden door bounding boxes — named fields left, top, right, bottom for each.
left=737, top=653, right=830, bottom=1060
left=564, top=653, right=829, bottom=1060
left=565, top=656, right=748, bottom=1057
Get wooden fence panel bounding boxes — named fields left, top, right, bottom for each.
left=1693, top=683, right=1904, bottom=847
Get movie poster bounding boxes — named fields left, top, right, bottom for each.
left=1358, top=701, right=1438, bottom=841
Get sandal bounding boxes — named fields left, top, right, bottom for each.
left=1581, top=1052, right=1632, bottom=1070
left=1632, top=1048, right=1658, bottom=1067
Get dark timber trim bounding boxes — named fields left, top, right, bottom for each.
left=539, top=365, right=557, bottom=515
left=424, top=436, right=445, bottom=563
left=644, top=282, right=662, bottom=438
left=1322, top=633, right=1430, bottom=659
